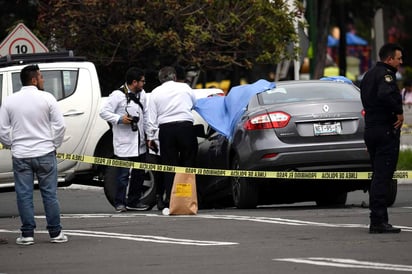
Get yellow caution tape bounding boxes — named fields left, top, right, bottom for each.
left=0, top=144, right=411, bottom=179
left=54, top=152, right=412, bottom=180
left=402, top=124, right=412, bottom=135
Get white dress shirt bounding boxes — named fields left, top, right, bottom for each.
left=0, top=85, right=66, bottom=158
left=99, top=86, right=148, bottom=157
left=147, top=81, right=196, bottom=139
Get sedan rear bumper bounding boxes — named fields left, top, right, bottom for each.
left=240, top=147, right=371, bottom=172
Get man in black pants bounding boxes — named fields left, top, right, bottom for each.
left=147, top=66, right=198, bottom=207
left=360, top=43, right=404, bottom=233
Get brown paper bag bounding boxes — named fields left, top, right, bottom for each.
left=169, top=173, right=198, bottom=215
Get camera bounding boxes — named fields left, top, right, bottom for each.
left=130, top=115, right=139, bottom=131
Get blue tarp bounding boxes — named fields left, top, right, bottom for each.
left=194, top=79, right=276, bottom=139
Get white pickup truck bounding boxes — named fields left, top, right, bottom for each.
left=0, top=52, right=158, bottom=207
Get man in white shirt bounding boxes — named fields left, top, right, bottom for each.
left=0, top=64, right=67, bottom=245
left=100, top=67, right=150, bottom=212
left=147, top=66, right=198, bottom=207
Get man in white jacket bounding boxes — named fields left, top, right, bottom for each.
left=0, top=64, right=67, bottom=245
left=100, top=67, right=149, bottom=212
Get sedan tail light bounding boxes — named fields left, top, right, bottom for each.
left=361, top=109, right=365, bottom=117
left=244, top=111, right=291, bottom=130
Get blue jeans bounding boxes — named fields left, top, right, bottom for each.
left=13, top=151, right=62, bottom=238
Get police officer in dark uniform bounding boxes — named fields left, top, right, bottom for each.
left=360, top=43, right=404, bottom=234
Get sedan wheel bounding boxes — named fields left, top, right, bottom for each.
left=386, top=179, right=398, bottom=207
left=315, top=191, right=348, bottom=207
left=363, top=179, right=397, bottom=207
left=231, top=156, right=258, bottom=209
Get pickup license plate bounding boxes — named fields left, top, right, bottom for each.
left=313, top=122, right=342, bottom=136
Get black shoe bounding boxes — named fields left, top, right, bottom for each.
left=156, top=195, right=165, bottom=210
left=369, top=223, right=401, bottom=234
left=126, top=202, right=150, bottom=211
left=115, top=205, right=127, bottom=213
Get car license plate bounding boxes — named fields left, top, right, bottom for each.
left=313, top=122, right=342, bottom=136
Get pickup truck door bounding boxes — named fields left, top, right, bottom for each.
left=8, top=67, right=94, bottom=158
left=0, top=72, right=13, bottom=176
left=51, top=67, right=95, bottom=157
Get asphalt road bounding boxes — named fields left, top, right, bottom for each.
left=1, top=184, right=412, bottom=274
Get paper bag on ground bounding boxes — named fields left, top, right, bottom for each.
left=169, top=173, right=198, bottom=215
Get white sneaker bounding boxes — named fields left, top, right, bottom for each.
left=16, top=236, right=34, bottom=246
left=50, top=232, right=68, bottom=243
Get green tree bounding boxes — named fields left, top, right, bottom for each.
left=306, top=0, right=332, bottom=79
left=36, top=0, right=302, bottom=91
left=0, top=0, right=38, bottom=39
left=325, top=0, right=412, bottom=78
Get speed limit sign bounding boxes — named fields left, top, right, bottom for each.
left=0, top=23, right=48, bottom=57
left=9, top=38, right=36, bottom=54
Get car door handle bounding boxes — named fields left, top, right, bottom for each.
left=63, top=110, right=84, bottom=117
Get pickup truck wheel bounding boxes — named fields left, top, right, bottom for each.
left=139, top=170, right=156, bottom=207
left=103, top=166, right=117, bottom=207
left=103, top=166, right=156, bottom=208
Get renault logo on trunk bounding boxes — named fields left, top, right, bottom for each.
left=322, top=105, right=329, bottom=112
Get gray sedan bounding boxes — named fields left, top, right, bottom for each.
left=195, top=80, right=397, bottom=209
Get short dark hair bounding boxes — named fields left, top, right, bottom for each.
left=20, top=64, right=40, bottom=86
left=125, top=67, right=145, bottom=85
left=158, top=66, right=176, bottom=83
left=379, top=43, right=403, bottom=61
left=174, top=65, right=186, bottom=81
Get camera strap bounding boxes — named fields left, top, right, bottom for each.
left=119, top=85, right=144, bottom=111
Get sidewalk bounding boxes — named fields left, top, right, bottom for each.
left=398, top=179, right=412, bottom=184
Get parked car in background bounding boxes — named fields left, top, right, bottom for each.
left=195, top=80, right=398, bottom=209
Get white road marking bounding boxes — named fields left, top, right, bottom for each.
left=5, top=212, right=410, bottom=246
left=186, top=214, right=412, bottom=232
left=197, top=214, right=367, bottom=227
left=64, top=230, right=237, bottom=246
left=34, top=213, right=412, bottom=232
left=274, top=257, right=412, bottom=272
left=0, top=228, right=237, bottom=246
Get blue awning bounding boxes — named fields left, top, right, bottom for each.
left=327, top=33, right=368, bottom=47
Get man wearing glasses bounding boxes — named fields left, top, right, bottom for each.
left=100, top=67, right=150, bottom=212
left=0, top=64, right=67, bottom=245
